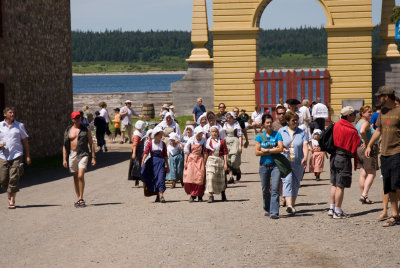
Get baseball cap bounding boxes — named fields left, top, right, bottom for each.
left=71, top=111, right=81, bottom=119
left=375, top=85, right=395, bottom=96
left=341, top=106, right=358, bottom=116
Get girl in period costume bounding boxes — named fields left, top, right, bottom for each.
left=203, top=111, right=225, bottom=140
left=183, top=126, right=207, bottom=202
left=129, top=120, right=145, bottom=187
left=166, top=132, right=184, bottom=189
left=223, top=112, right=243, bottom=184
left=309, top=129, right=328, bottom=181
left=181, top=125, right=194, bottom=144
left=197, top=112, right=208, bottom=128
left=205, top=126, right=228, bottom=203
left=158, top=112, right=181, bottom=141
left=141, top=127, right=170, bottom=203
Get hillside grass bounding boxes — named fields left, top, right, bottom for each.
left=72, top=54, right=327, bottom=74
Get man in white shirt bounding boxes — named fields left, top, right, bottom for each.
left=311, top=98, right=329, bottom=131
left=119, top=100, right=140, bottom=144
left=299, top=99, right=311, bottom=128
left=251, top=105, right=263, bottom=134
left=0, top=107, right=31, bottom=209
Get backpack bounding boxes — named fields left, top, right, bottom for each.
left=318, top=124, right=336, bottom=154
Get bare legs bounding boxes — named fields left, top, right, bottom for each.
left=73, top=168, right=85, bottom=200
left=359, top=168, right=376, bottom=203
left=330, top=185, right=344, bottom=212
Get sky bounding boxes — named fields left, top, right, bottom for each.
left=71, top=0, right=395, bottom=32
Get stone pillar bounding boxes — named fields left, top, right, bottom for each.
left=376, top=0, right=400, bottom=58
left=171, top=0, right=214, bottom=116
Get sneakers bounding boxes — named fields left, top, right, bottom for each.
left=328, top=209, right=334, bottom=217
left=333, top=211, right=349, bottom=219
left=286, top=206, right=296, bottom=214
left=270, top=214, right=280, bottom=219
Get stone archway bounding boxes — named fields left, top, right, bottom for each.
left=209, top=0, right=375, bottom=117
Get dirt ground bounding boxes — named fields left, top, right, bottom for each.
left=1, top=132, right=399, bottom=268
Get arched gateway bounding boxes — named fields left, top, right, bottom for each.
left=185, top=0, right=400, bottom=118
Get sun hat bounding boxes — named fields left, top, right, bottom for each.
left=71, top=111, right=81, bottom=119
left=169, top=105, right=175, bottom=109
left=162, top=104, right=169, bottom=108
left=135, top=120, right=145, bottom=130
left=125, top=100, right=132, bottom=104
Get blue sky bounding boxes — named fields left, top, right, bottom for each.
left=71, top=0, right=393, bottom=32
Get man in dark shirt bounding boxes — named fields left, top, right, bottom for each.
left=192, top=98, right=206, bottom=122
left=94, top=111, right=107, bottom=152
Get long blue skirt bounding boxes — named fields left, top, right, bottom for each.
left=140, top=150, right=166, bottom=195
left=166, top=148, right=184, bottom=181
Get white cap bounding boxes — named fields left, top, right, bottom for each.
left=144, top=129, right=153, bottom=139
left=168, top=132, right=180, bottom=141
left=194, top=126, right=205, bottom=136
left=312, top=129, right=322, bottom=135
left=341, top=106, right=357, bottom=116
left=151, top=127, right=164, bottom=139
left=135, top=120, right=145, bottom=130
left=227, top=111, right=236, bottom=119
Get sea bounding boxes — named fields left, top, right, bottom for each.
left=72, top=73, right=185, bottom=94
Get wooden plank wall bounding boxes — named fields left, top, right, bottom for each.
left=211, top=0, right=373, bottom=117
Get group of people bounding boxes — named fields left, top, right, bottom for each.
left=3, top=88, right=400, bottom=229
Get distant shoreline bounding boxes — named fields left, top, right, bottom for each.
left=73, top=71, right=187, bottom=76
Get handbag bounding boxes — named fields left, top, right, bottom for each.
left=259, top=132, right=292, bottom=177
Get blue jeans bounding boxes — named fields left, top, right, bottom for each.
left=259, top=164, right=281, bottom=216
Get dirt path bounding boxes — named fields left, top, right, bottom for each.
left=0, top=133, right=399, bottom=267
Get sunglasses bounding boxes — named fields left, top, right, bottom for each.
left=277, top=112, right=285, bottom=115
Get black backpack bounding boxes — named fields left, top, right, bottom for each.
left=318, top=124, right=336, bottom=154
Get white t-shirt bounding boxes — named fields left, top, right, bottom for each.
left=298, top=106, right=311, bottom=124
left=312, top=103, right=329, bottom=119
left=251, top=111, right=263, bottom=124
left=100, top=108, right=109, bottom=123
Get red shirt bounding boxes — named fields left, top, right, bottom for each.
left=144, top=140, right=167, bottom=158
left=205, top=139, right=228, bottom=156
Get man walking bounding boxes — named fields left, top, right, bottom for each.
left=0, top=107, right=31, bottom=209
left=63, top=111, right=96, bottom=208
left=366, top=86, right=400, bottom=227
left=192, top=98, right=206, bottom=122
left=120, top=100, right=139, bottom=144
left=311, top=97, right=329, bottom=131
left=328, top=106, right=360, bottom=219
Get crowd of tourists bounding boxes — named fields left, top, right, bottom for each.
left=2, top=85, right=400, bottom=227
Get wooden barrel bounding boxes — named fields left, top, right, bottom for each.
left=142, top=103, right=155, bottom=119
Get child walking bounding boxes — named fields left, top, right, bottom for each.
left=112, top=108, right=121, bottom=143
left=309, top=129, right=327, bottom=181
left=205, top=126, right=228, bottom=202
left=165, top=132, right=184, bottom=189
left=141, top=127, right=169, bottom=203
left=183, top=126, right=207, bottom=202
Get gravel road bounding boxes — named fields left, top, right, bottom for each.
left=1, top=133, right=399, bottom=267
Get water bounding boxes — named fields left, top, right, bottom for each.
left=72, top=74, right=185, bottom=94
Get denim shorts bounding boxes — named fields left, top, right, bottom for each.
left=381, top=153, right=400, bottom=194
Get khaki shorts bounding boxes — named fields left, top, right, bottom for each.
left=69, top=151, right=88, bottom=173
left=121, top=124, right=133, bottom=132
left=0, top=157, right=24, bottom=193
left=357, top=145, right=379, bottom=172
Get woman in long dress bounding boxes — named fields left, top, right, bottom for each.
left=129, top=120, right=145, bottom=187
left=183, top=126, right=207, bottom=202
left=165, top=132, right=184, bottom=189
left=223, top=112, right=243, bottom=184
left=141, top=127, right=170, bottom=203
left=205, top=126, right=228, bottom=202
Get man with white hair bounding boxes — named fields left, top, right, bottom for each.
left=119, top=100, right=140, bottom=144
left=192, top=98, right=206, bottom=122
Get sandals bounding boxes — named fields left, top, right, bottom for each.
left=377, top=214, right=389, bottom=221
left=359, top=195, right=374, bottom=204
left=383, top=217, right=398, bottom=227
left=74, top=199, right=86, bottom=208
left=8, top=203, right=16, bottom=209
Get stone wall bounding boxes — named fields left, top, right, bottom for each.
left=372, top=58, right=400, bottom=102
left=73, top=92, right=173, bottom=118
left=171, top=62, right=214, bottom=115
left=0, top=0, right=72, bottom=157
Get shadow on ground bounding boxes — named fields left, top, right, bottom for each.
left=0, top=151, right=131, bottom=195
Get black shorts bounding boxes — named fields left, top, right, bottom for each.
left=330, top=153, right=352, bottom=188
left=380, top=153, right=400, bottom=194
left=114, top=127, right=121, bottom=137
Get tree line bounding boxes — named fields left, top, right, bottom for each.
left=72, top=26, right=389, bottom=62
